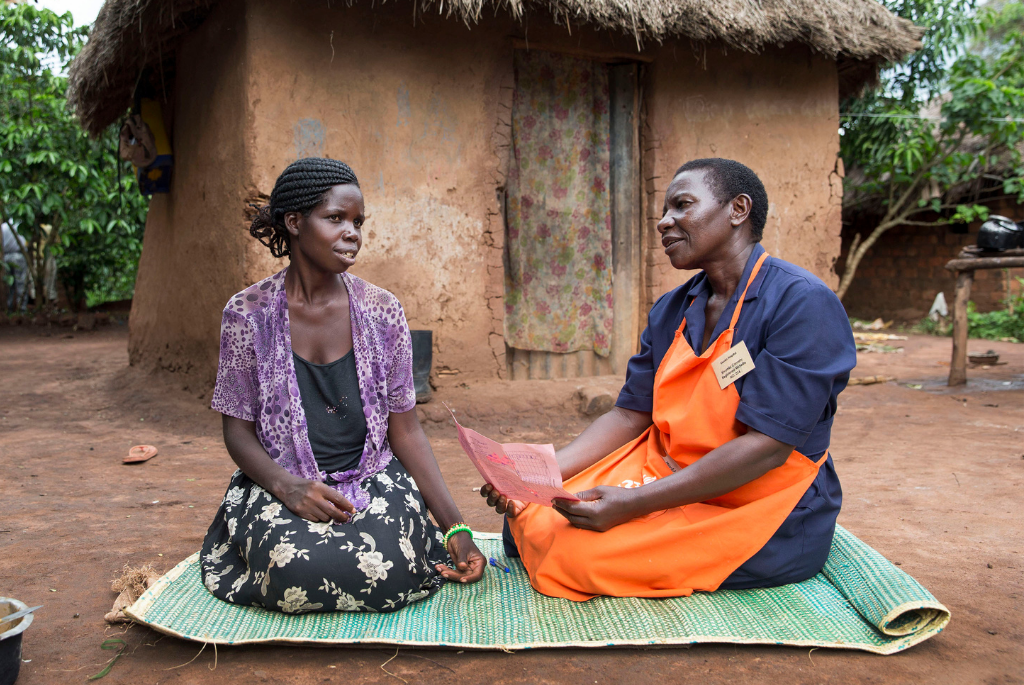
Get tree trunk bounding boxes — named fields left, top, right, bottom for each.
left=23, top=225, right=59, bottom=312
left=29, top=241, right=46, bottom=309
left=0, top=231, right=7, bottom=315
left=835, top=220, right=897, bottom=301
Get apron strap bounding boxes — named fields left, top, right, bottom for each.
left=727, top=252, right=770, bottom=330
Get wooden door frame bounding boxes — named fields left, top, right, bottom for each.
left=504, top=52, right=644, bottom=380
left=608, top=62, right=642, bottom=376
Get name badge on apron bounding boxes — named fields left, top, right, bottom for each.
left=711, top=341, right=755, bottom=389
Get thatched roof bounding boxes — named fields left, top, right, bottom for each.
left=68, top=0, right=923, bottom=135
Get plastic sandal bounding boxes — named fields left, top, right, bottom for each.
left=124, top=445, right=158, bottom=464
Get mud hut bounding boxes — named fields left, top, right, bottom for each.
left=68, top=0, right=921, bottom=387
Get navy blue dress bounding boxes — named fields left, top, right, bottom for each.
left=616, top=243, right=857, bottom=588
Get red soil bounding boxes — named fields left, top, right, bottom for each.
left=1, top=326, right=1021, bottom=684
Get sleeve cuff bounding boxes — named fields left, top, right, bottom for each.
left=210, top=399, right=255, bottom=422
left=388, top=390, right=417, bottom=414
left=735, top=401, right=811, bottom=448
left=615, top=390, right=653, bottom=413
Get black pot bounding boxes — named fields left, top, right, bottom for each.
left=977, top=216, right=1024, bottom=251
left=410, top=330, right=433, bottom=404
left=0, top=598, right=34, bottom=685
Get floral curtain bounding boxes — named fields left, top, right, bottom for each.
left=504, top=50, right=613, bottom=357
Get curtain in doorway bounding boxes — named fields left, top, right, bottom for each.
left=504, top=50, right=613, bottom=357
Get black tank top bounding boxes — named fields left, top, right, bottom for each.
left=292, top=349, right=367, bottom=474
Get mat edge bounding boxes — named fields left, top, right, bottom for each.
left=125, top=552, right=200, bottom=622
left=126, top=617, right=926, bottom=655
left=880, top=600, right=952, bottom=637
left=125, top=536, right=945, bottom=657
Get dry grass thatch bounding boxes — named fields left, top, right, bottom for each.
left=68, top=0, right=923, bottom=135
left=104, top=563, right=161, bottom=624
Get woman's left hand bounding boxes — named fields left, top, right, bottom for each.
left=552, top=486, right=642, bottom=532
left=435, top=532, right=486, bottom=584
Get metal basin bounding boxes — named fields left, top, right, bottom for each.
left=0, top=598, right=33, bottom=685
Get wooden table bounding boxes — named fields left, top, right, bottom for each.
left=945, top=246, right=1024, bottom=385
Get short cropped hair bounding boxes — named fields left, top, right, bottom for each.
left=249, top=157, right=360, bottom=258
left=674, top=158, right=768, bottom=241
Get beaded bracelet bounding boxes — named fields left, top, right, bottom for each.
left=443, top=523, right=473, bottom=547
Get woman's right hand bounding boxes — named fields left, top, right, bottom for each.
left=277, top=477, right=356, bottom=523
left=479, top=483, right=525, bottom=518
left=221, top=416, right=355, bottom=523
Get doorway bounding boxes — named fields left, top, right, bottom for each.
left=504, top=50, right=641, bottom=380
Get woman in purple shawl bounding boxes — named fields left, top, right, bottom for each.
left=201, top=158, right=485, bottom=614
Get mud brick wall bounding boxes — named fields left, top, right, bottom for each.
left=128, top=0, right=849, bottom=387
left=641, top=47, right=843, bottom=311
left=841, top=199, right=1024, bottom=321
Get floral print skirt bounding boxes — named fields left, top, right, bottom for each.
left=200, top=459, right=449, bottom=614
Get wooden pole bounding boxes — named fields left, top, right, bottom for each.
left=944, top=256, right=1024, bottom=271
left=948, top=270, right=974, bottom=386
left=957, top=246, right=1024, bottom=259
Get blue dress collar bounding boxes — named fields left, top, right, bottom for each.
left=681, top=243, right=769, bottom=355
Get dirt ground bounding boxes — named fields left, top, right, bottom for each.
left=1, top=325, right=1022, bottom=684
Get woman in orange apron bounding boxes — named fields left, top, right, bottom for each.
left=482, top=158, right=857, bottom=600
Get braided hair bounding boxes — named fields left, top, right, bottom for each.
left=249, top=158, right=360, bottom=258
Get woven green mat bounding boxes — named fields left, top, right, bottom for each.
left=126, top=525, right=948, bottom=654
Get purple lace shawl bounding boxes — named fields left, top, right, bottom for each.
left=211, top=268, right=416, bottom=510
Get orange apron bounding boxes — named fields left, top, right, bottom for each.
left=509, top=253, right=827, bottom=601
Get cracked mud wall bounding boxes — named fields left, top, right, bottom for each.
left=243, top=0, right=515, bottom=385
left=641, top=45, right=843, bottom=308
left=128, top=0, right=253, bottom=390
left=127, top=0, right=844, bottom=389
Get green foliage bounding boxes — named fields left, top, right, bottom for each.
left=836, top=0, right=1024, bottom=300
left=913, top=277, right=1024, bottom=341
left=910, top=315, right=950, bottom=336
left=878, top=0, right=980, bottom=104
left=966, top=278, right=1024, bottom=341
left=974, top=0, right=1024, bottom=58
left=842, top=8, right=1024, bottom=218
left=0, top=3, right=148, bottom=311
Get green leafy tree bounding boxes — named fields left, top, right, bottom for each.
left=0, top=3, right=147, bottom=313
left=973, top=0, right=1024, bottom=58
left=53, top=128, right=147, bottom=310
left=837, top=0, right=1024, bottom=301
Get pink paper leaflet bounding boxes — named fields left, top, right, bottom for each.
left=444, top=404, right=580, bottom=506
